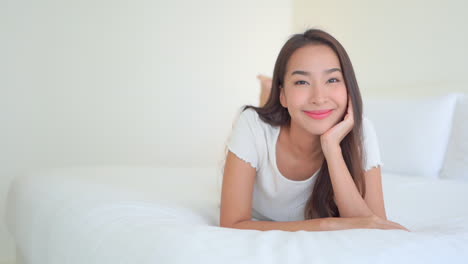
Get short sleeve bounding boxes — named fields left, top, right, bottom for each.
left=226, top=108, right=260, bottom=170
left=362, top=117, right=384, bottom=171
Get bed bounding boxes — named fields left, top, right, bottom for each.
left=5, top=93, right=468, bottom=263
left=5, top=166, right=468, bottom=264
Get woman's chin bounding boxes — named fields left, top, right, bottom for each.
left=305, top=120, right=340, bottom=136
left=305, top=125, right=333, bottom=136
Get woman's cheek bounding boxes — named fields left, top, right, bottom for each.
left=331, top=88, right=347, bottom=116
left=337, top=85, right=348, bottom=103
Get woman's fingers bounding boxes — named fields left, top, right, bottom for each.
left=386, top=219, right=411, bottom=232
left=373, top=216, right=410, bottom=232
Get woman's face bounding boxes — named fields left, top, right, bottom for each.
left=280, top=44, right=348, bottom=135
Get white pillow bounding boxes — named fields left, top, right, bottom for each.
left=440, top=94, right=468, bottom=181
left=364, top=94, right=458, bottom=178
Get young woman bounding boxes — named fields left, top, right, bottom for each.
left=219, top=28, right=410, bottom=232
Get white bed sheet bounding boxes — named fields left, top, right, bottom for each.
left=5, top=166, right=468, bottom=264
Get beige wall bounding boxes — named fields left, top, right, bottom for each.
left=293, top=0, right=468, bottom=98
left=3, top=0, right=466, bottom=262
left=0, top=0, right=292, bottom=262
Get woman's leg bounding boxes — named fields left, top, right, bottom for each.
left=257, top=74, right=272, bottom=107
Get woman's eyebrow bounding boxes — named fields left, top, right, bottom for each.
left=291, top=68, right=342, bottom=76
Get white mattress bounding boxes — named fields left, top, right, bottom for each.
left=5, top=166, right=468, bottom=264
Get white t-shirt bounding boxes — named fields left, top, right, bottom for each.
left=220, top=106, right=384, bottom=222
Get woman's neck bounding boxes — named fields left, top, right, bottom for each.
left=283, top=123, right=324, bottom=162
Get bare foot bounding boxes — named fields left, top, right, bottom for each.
left=257, top=74, right=272, bottom=107
left=257, top=74, right=272, bottom=90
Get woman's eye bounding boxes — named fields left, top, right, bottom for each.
left=328, top=78, right=340, bottom=83
left=295, top=80, right=308, bottom=85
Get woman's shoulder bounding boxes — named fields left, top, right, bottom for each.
left=362, top=115, right=372, bottom=126
left=361, top=116, right=377, bottom=137
left=235, top=105, right=273, bottom=130
left=237, top=106, right=257, bottom=118
left=360, top=115, right=383, bottom=170
left=227, top=106, right=271, bottom=170
left=236, top=105, right=259, bottom=118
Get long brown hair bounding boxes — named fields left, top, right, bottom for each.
left=242, top=28, right=366, bottom=219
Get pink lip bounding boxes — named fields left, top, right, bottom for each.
left=304, top=109, right=333, bottom=120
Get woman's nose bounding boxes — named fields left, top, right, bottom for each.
left=308, top=85, right=327, bottom=105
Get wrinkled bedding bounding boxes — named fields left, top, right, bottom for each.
left=5, top=166, right=468, bottom=264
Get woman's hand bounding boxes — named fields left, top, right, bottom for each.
left=321, top=214, right=411, bottom=232
left=320, top=97, right=354, bottom=157
left=364, top=214, right=411, bottom=232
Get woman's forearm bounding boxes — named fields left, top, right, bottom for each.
left=227, top=217, right=370, bottom=232
left=326, top=147, right=374, bottom=218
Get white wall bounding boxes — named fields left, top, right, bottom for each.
left=0, top=0, right=292, bottom=262
left=293, top=0, right=468, bottom=98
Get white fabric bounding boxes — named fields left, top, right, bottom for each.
left=5, top=167, right=468, bottom=264
left=441, top=94, right=468, bottom=181
left=224, top=107, right=383, bottom=221
left=364, top=94, right=458, bottom=178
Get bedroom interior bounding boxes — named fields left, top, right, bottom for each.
left=2, top=0, right=468, bottom=263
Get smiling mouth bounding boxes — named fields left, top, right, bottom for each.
left=304, top=109, right=333, bottom=120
